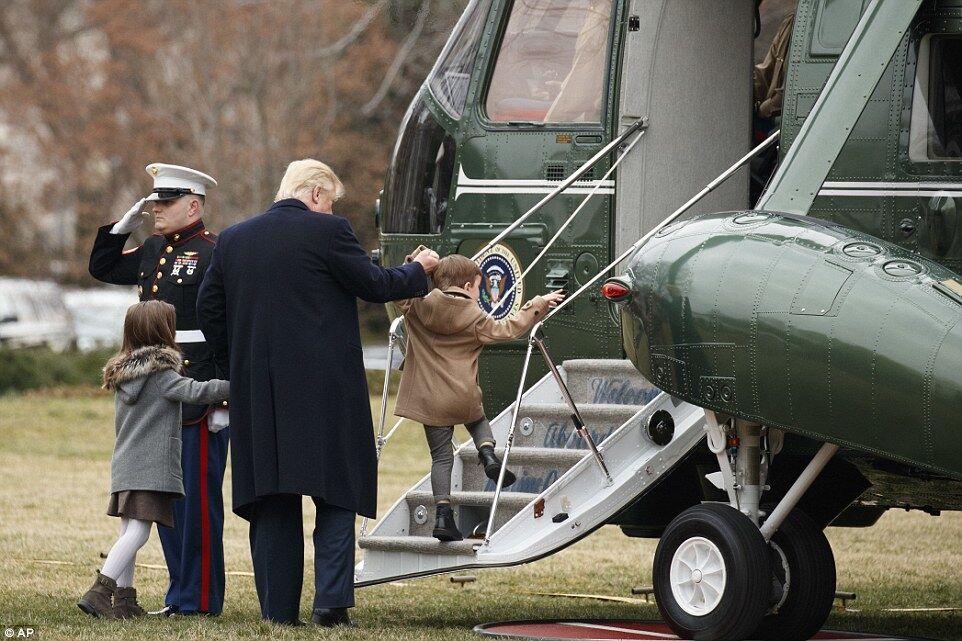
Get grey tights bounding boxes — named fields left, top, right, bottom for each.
left=424, top=417, right=495, bottom=502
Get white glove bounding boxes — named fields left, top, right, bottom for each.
left=209, top=408, right=230, bottom=433
left=110, top=197, right=149, bottom=235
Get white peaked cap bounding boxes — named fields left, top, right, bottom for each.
left=144, top=163, right=218, bottom=201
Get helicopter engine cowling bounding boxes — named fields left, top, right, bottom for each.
left=618, top=210, right=962, bottom=480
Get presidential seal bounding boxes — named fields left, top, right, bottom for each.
left=477, top=244, right=524, bottom=320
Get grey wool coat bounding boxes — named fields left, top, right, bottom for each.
left=103, top=345, right=230, bottom=496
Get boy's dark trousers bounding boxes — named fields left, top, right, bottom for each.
left=248, top=493, right=356, bottom=624
left=157, top=419, right=229, bottom=614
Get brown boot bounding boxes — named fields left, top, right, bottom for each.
left=112, top=586, right=146, bottom=619
left=78, top=571, right=117, bottom=618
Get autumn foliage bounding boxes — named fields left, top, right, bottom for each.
left=0, top=0, right=464, bottom=283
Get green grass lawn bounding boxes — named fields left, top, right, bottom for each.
left=0, top=390, right=959, bottom=640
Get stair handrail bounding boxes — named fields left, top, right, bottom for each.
left=484, top=126, right=647, bottom=318
left=483, top=130, right=781, bottom=547
left=470, top=118, right=647, bottom=263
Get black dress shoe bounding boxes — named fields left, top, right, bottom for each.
left=432, top=504, right=463, bottom=541
left=478, top=444, right=516, bottom=487
left=311, top=607, right=353, bottom=627
left=147, top=605, right=177, bottom=617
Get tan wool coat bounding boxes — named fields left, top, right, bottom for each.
left=393, top=287, right=549, bottom=427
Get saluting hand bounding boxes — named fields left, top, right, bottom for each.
left=110, top=197, right=150, bottom=235
left=543, top=289, right=566, bottom=308
left=413, top=248, right=440, bottom=275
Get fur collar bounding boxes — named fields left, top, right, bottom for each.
left=102, top=345, right=183, bottom=390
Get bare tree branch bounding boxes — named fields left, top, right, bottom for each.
left=308, top=0, right=390, bottom=59
left=360, top=0, right=429, bottom=117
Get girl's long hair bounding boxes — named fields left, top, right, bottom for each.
left=102, top=301, right=181, bottom=386
left=120, top=300, right=179, bottom=353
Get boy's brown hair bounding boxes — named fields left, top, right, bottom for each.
left=102, top=301, right=182, bottom=387
left=433, top=254, right=481, bottom=290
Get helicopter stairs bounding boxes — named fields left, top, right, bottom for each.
left=355, top=359, right=709, bottom=586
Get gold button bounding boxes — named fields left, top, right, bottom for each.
left=166, top=246, right=173, bottom=254
left=177, top=278, right=183, bottom=284
left=151, top=285, right=158, bottom=293
left=204, top=231, right=210, bottom=236
left=184, top=359, right=190, bottom=366
left=139, top=272, right=144, bottom=277
left=157, top=272, right=163, bottom=279
left=160, top=258, right=167, bottom=265
left=174, top=234, right=180, bottom=241
left=222, top=401, right=228, bottom=407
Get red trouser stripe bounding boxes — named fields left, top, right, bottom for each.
left=199, top=418, right=210, bottom=612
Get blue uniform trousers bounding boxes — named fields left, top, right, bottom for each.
left=248, top=494, right=356, bottom=624
left=157, top=419, right=229, bottom=614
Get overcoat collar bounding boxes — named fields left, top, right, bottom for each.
left=270, top=198, right=310, bottom=212
left=441, top=286, right=473, bottom=300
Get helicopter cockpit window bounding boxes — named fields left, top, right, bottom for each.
left=383, top=98, right=456, bottom=234
left=485, top=0, right=613, bottom=123
left=427, top=0, right=492, bottom=119
left=909, top=35, right=962, bottom=161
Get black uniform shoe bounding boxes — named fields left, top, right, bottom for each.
left=478, top=444, right=516, bottom=487
left=432, top=504, right=463, bottom=541
left=311, top=607, right=353, bottom=627
left=147, top=605, right=177, bottom=617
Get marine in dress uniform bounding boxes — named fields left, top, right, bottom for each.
left=88, top=164, right=229, bottom=616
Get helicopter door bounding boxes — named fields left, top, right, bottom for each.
left=452, top=0, right=621, bottom=411
left=613, top=0, right=753, bottom=256
left=906, top=33, right=962, bottom=272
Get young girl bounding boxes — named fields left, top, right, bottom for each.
left=394, top=254, right=564, bottom=541
left=78, top=300, right=229, bottom=619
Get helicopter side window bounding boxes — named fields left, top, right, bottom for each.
left=485, top=0, right=613, bottom=124
left=383, top=98, right=456, bottom=234
left=909, top=35, right=962, bottom=162
left=427, top=0, right=493, bottom=119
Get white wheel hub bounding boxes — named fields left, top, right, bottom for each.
left=669, top=536, right=727, bottom=616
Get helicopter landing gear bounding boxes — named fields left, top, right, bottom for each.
left=754, top=507, right=837, bottom=641
left=653, top=503, right=771, bottom=641
left=654, top=412, right=841, bottom=640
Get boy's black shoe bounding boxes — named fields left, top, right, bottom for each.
left=312, top=607, right=353, bottom=627
left=478, top=445, right=516, bottom=487
left=432, top=504, right=463, bottom=541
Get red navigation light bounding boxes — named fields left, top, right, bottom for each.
left=601, top=280, right=631, bottom=302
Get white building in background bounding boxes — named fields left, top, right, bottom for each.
left=63, top=287, right=137, bottom=350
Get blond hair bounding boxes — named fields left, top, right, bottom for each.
left=433, top=254, right=481, bottom=290
left=275, top=159, right=346, bottom=202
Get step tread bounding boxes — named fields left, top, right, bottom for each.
left=405, top=490, right=535, bottom=509
left=457, top=446, right=588, bottom=465
left=358, top=535, right=479, bottom=555
left=560, top=358, right=646, bottom=372
left=516, top=402, right=645, bottom=416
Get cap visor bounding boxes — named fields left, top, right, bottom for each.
left=145, top=193, right=180, bottom=202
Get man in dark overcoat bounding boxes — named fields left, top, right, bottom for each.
left=197, top=159, right=437, bottom=627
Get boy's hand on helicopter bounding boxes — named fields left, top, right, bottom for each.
left=413, top=248, right=440, bottom=274
left=543, top=289, right=566, bottom=307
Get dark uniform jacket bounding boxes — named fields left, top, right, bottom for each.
left=196, top=199, right=429, bottom=520
left=89, top=219, right=219, bottom=424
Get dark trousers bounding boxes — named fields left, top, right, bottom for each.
left=157, top=420, right=229, bottom=614
left=248, top=493, right=356, bottom=624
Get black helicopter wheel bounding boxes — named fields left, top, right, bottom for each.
left=754, top=508, right=836, bottom=641
left=653, top=503, right=771, bottom=641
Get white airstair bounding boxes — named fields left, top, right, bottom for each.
left=354, top=359, right=708, bottom=586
